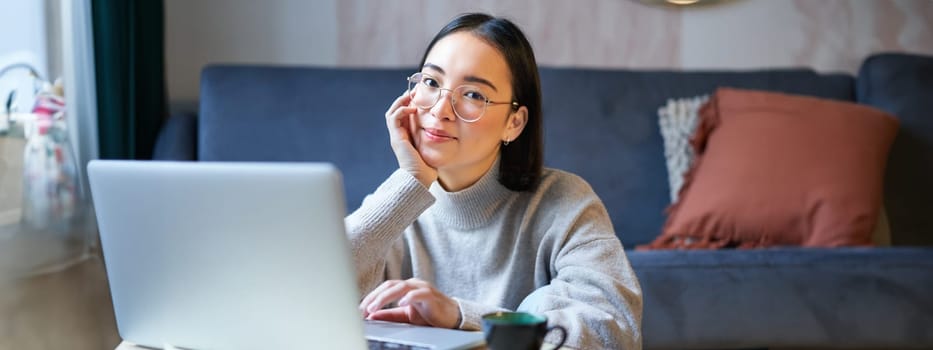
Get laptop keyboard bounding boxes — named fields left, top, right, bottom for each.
left=367, top=339, right=432, bottom=350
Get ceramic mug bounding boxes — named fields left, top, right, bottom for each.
left=481, top=312, right=567, bottom=350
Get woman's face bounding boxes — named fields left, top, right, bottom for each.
left=412, top=31, right=526, bottom=188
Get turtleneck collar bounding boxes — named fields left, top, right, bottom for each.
left=428, top=157, right=514, bottom=230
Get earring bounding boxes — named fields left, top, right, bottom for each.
left=503, top=138, right=511, bottom=146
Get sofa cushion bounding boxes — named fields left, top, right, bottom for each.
left=153, top=112, right=197, bottom=161
left=197, top=66, right=414, bottom=213
left=857, top=53, right=933, bottom=246
left=628, top=247, right=933, bottom=348
left=649, top=88, right=898, bottom=249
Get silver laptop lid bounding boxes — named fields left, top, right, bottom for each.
left=88, top=160, right=366, bottom=350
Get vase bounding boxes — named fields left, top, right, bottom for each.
left=0, top=93, right=91, bottom=279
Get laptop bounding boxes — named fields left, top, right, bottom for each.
left=88, top=160, right=485, bottom=350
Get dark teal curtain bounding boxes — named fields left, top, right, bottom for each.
left=91, top=0, right=166, bottom=159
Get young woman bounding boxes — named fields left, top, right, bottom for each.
left=346, top=13, right=642, bottom=349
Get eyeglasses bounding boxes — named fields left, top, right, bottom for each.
left=407, top=72, right=518, bottom=123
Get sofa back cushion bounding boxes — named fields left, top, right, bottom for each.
left=198, top=66, right=412, bottom=216
left=857, top=53, right=933, bottom=246
left=539, top=68, right=854, bottom=247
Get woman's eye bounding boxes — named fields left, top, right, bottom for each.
left=423, top=78, right=441, bottom=88
left=463, top=90, right=487, bottom=102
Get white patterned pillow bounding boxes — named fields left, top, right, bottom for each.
left=658, top=95, right=709, bottom=203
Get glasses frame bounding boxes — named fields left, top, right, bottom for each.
left=407, top=72, right=519, bottom=123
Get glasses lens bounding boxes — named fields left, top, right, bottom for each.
left=452, top=86, right=486, bottom=122
left=409, top=73, right=439, bottom=109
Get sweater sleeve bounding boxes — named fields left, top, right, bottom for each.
left=453, top=298, right=510, bottom=331
left=344, top=169, right=435, bottom=296
left=518, top=192, right=643, bottom=350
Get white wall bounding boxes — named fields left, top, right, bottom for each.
left=0, top=1, right=48, bottom=77
left=1, top=1, right=49, bottom=115
left=1, top=0, right=66, bottom=116
left=0, top=0, right=66, bottom=77
left=164, top=0, right=933, bottom=105
left=680, top=0, right=933, bottom=71
left=165, top=0, right=338, bottom=105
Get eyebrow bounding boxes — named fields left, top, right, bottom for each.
left=422, top=63, right=499, bottom=92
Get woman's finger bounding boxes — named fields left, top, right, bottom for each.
left=366, top=281, right=415, bottom=314
left=367, top=307, right=411, bottom=323
left=385, top=91, right=412, bottom=117
left=385, top=288, right=457, bottom=328
left=386, top=105, right=418, bottom=142
left=387, top=104, right=418, bottom=128
left=368, top=305, right=429, bottom=326
left=385, top=92, right=413, bottom=126
left=359, top=280, right=400, bottom=316
left=398, top=288, right=433, bottom=308
left=409, top=113, right=419, bottom=140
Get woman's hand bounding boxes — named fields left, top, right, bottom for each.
left=386, top=92, right=437, bottom=187
left=360, top=278, right=461, bottom=329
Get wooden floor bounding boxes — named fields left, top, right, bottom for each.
left=0, top=254, right=121, bottom=350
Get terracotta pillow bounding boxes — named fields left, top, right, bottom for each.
left=641, top=88, right=899, bottom=249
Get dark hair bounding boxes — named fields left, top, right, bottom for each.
left=419, top=13, right=543, bottom=192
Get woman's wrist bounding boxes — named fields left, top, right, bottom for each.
left=416, top=174, right=434, bottom=188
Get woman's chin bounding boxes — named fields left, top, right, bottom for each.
left=419, top=148, right=447, bottom=169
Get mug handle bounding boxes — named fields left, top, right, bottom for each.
left=545, top=325, right=568, bottom=349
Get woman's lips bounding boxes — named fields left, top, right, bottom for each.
left=422, top=128, right=456, bottom=142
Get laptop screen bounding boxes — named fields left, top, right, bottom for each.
left=89, top=160, right=367, bottom=350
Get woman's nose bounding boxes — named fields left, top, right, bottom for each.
left=430, top=90, right=457, bottom=121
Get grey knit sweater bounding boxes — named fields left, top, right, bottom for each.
left=345, top=163, right=643, bottom=350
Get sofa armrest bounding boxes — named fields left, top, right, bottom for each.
left=152, top=112, right=197, bottom=160
left=857, top=53, right=933, bottom=246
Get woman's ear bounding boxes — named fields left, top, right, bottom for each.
left=504, top=106, right=528, bottom=143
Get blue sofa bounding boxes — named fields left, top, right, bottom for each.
left=153, top=53, right=933, bottom=349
